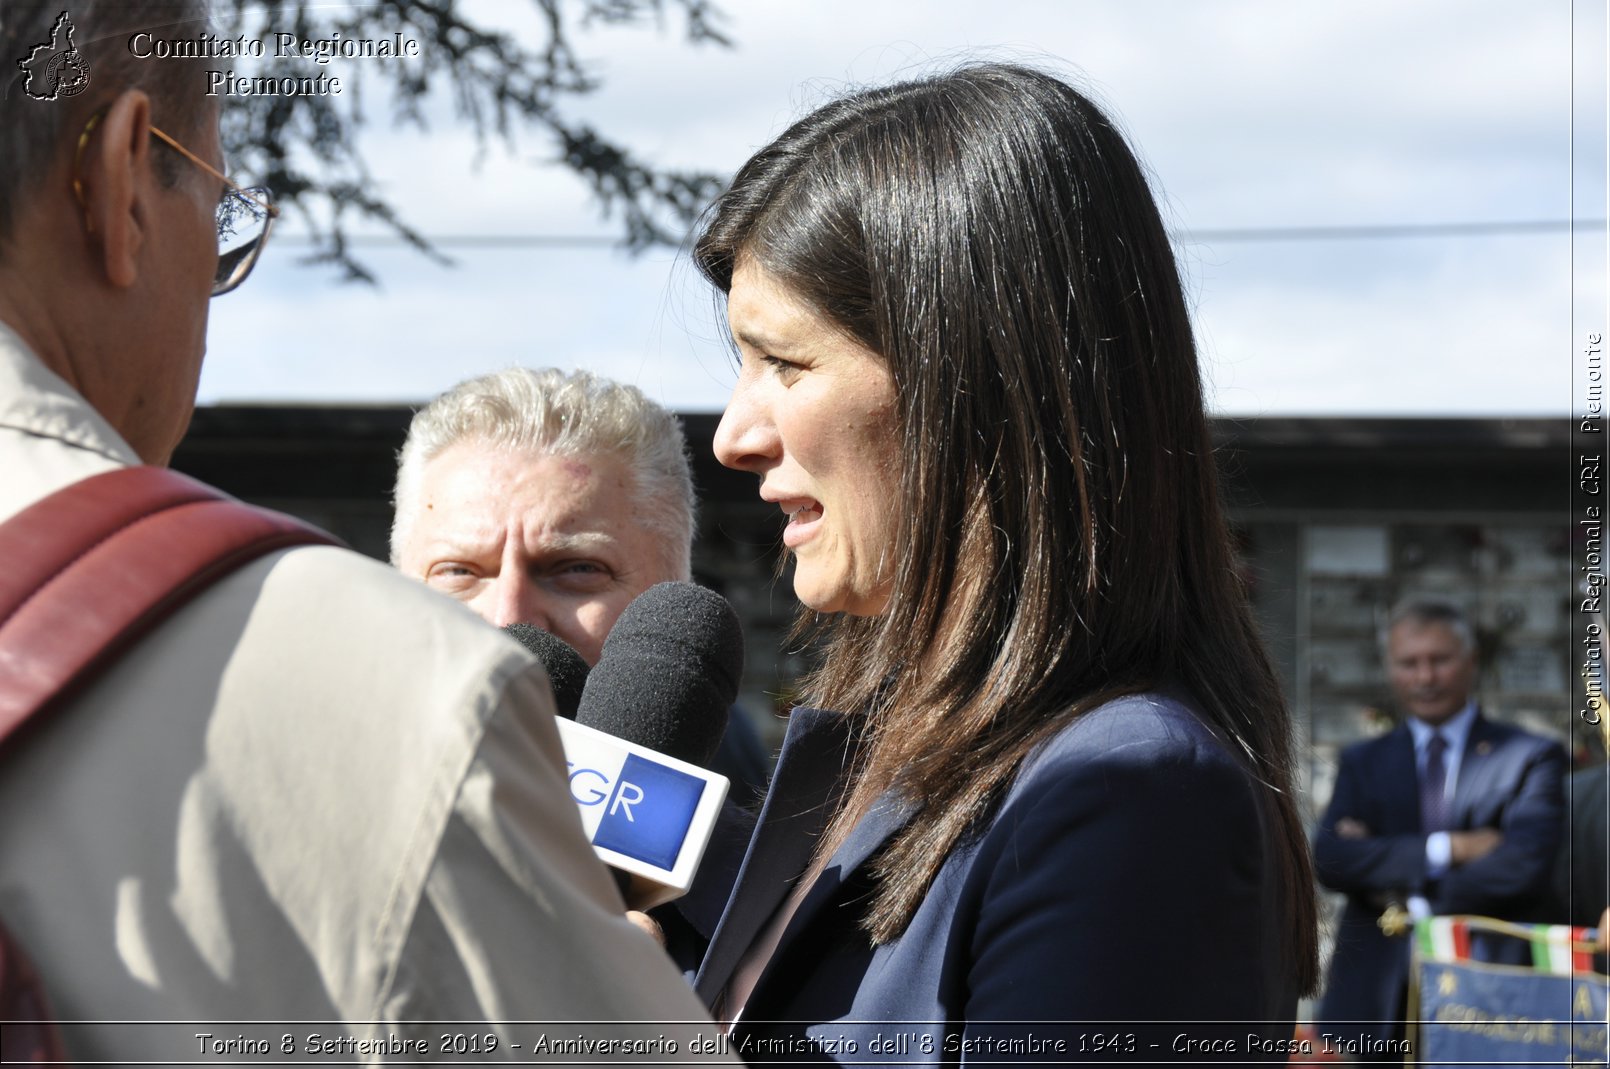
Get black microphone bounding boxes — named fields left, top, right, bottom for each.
left=577, top=581, right=744, bottom=766
left=500, top=623, right=589, bottom=720
left=560, top=582, right=746, bottom=907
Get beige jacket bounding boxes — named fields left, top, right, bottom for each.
left=0, top=326, right=731, bottom=1064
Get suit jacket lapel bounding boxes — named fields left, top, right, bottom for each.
left=1382, top=727, right=1421, bottom=833
left=735, top=786, right=917, bottom=1017
left=1450, top=710, right=1495, bottom=823
left=693, top=707, right=855, bottom=1005
left=773, top=788, right=916, bottom=940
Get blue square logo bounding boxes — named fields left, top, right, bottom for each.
left=592, top=753, right=703, bottom=870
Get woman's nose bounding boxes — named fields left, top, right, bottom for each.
left=713, top=373, right=779, bottom=473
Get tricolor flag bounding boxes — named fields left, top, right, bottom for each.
left=1415, top=916, right=1471, bottom=962
left=1528, top=925, right=1595, bottom=976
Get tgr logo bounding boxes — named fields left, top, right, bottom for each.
left=569, top=765, right=644, bottom=819
left=571, top=754, right=703, bottom=870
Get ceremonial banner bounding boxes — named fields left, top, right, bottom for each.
left=1412, top=916, right=1608, bottom=1068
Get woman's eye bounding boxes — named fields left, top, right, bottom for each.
left=762, top=354, right=803, bottom=379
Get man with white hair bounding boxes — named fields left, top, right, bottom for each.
left=393, top=367, right=696, bottom=665
left=0, top=2, right=727, bottom=1058
left=392, top=367, right=767, bottom=794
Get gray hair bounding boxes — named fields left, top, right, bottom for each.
left=391, top=367, right=695, bottom=578
left=1383, top=594, right=1476, bottom=657
left=1, top=0, right=212, bottom=243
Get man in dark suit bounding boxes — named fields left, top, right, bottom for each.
left=1314, top=596, right=1566, bottom=1059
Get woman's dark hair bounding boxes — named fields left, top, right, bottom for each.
left=694, top=62, right=1318, bottom=992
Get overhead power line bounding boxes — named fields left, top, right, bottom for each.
left=1174, top=219, right=1606, bottom=243
left=275, top=234, right=623, bottom=248
left=270, top=218, right=1607, bottom=249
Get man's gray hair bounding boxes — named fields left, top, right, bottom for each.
left=1383, top=594, right=1477, bottom=657
left=1, top=0, right=212, bottom=243
left=391, top=367, right=695, bottom=578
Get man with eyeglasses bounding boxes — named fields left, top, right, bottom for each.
left=0, top=2, right=728, bottom=1061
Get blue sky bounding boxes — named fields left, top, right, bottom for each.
left=199, top=0, right=1608, bottom=416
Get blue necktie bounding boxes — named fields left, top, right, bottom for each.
left=1420, top=732, right=1449, bottom=834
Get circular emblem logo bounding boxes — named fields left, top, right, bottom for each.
left=47, top=50, right=89, bottom=98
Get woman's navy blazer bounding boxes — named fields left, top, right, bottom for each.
left=680, top=691, right=1303, bottom=1065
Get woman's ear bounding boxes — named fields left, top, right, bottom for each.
left=76, top=89, right=153, bottom=289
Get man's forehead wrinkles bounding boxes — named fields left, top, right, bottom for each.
left=523, top=530, right=616, bottom=555
left=421, top=520, right=616, bottom=555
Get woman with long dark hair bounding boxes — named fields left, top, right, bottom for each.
left=692, top=63, right=1318, bottom=1062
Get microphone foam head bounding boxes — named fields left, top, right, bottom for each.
left=579, top=582, right=744, bottom=767
left=502, top=623, right=589, bottom=720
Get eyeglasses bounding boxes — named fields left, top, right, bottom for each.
left=74, top=111, right=278, bottom=297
